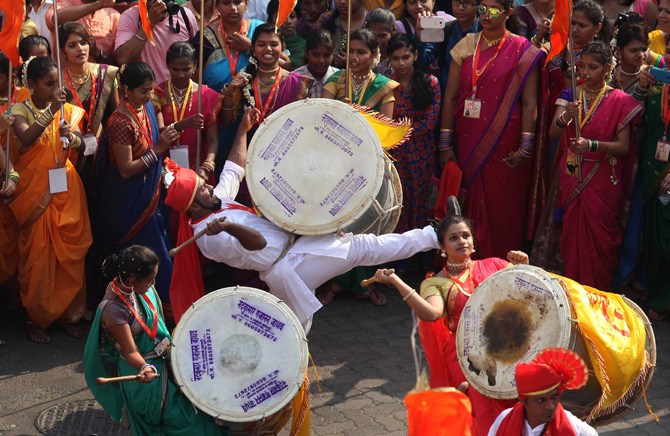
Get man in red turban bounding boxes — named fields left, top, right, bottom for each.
left=488, top=348, right=598, bottom=436
left=164, top=108, right=440, bottom=330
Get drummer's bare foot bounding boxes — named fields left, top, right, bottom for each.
left=26, top=321, right=51, bottom=344
left=58, top=321, right=85, bottom=338
left=319, top=281, right=342, bottom=306
left=648, top=308, right=666, bottom=321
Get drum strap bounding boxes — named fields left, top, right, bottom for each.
left=270, top=232, right=297, bottom=267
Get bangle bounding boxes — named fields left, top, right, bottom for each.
left=68, top=134, right=81, bottom=149
left=140, top=363, right=157, bottom=374
left=141, top=149, right=158, bottom=168
left=200, top=160, right=215, bottom=174
left=134, top=32, right=147, bottom=41
left=403, top=290, right=416, bottom=301
left=440, top=128, right=453, bottom=133
left=519, top=132, right=534, bottom=158
left=589, top=139, right=598, bottom=152
left=8, top=170, right=19, bottom=183
left=438, top=129, right=453, bottom=151
left=36, top=110, right=55, bottom=128
left=221, top=83, right=235, bottom=97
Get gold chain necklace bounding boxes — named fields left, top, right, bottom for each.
left=482, top=34, right=503, bottom=47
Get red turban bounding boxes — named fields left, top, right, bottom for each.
left=515, top=348, right=589, bottom=400
left=163, top=158, right=206, bottom=323
left=164, top=157, right=200, bottom=212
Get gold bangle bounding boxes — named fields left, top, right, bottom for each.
left=440, top=128, right=454, bottom=132
left=403, top=290, right=416, bottom=302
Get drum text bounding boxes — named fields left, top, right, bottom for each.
left=189, top=329, right=215, bottom=382
left=234, top=369, right=290, bottom=413
left=231, top=298, right=287, bottom=342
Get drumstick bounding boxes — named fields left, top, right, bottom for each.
left=360, top=269, right=395, bottom=288
left=95, top=374, right=159, bottom=385
left=168, top=217, right=226, bottom=257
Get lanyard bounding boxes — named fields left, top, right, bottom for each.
left=254, top=70, right=282, bottom=123
left=222, top=20, right=246, bottom=77
left=112, top=279, right=159, bottom=340
left=124, top=100, right=153, bottom=147
left=167, top=79, right=193, bottom=140
left=28, top=97, right=60, bottom=165
left=663, top=85, right=670, bottom=139
left=64, top=69, right=96, bottom=127
left=471, top=31, right=508, bottom=97
left=578, top=85, right=606, bottom=130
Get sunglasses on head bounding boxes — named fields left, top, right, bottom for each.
left=477, top=4, right=502, bottom=18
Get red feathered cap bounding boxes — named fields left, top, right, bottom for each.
left=515, top=348, right=589, bottom=400
left=163, top=158, right=200, bottom=212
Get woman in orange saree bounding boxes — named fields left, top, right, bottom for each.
left=10, top=56, right=92, bottom=343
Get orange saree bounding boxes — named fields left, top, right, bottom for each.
left=9, top=102, right=92, bottom=328
left=0, top=87, right=30, bottom=284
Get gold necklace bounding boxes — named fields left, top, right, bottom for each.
left=583, top=83, right=606, bottom=94
left=67, top=67, right=90, bottom=85
left=482, top=34, right=503, bottom=47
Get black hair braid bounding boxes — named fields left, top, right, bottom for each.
left=386, top=34, right=433, bottom=112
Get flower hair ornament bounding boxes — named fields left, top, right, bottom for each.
left=22, top=56, right=37, bottom=90
left=371, top=51, right=381, bottom=69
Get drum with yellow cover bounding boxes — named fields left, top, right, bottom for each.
left=456, top=265, right=655, bottom=425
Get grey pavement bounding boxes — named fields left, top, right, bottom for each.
left=0, top=280, right=669, bottom=435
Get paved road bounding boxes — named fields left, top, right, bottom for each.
left=0, top=281, right=668, bottom=435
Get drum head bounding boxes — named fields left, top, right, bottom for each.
left=456, top=265, right=574, bottom=399
left=171, top=287, right=308, bottom=422
left=247, top=99, right=386, bottom=235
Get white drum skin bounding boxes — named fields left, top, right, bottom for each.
left=246, top=99, right=389, bottom=235
left=171, top=287, right=308, bottom=424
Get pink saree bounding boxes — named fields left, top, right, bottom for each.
left=453, top=34, right=544, bottom=259
left=557, top=88, right=641, bottom=290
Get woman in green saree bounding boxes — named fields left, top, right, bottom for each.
left=83, top=246, right=227, bottom=435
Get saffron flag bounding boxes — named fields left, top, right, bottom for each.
left=546, top=0, right=571, bottom=64
left=276, top=0, right=298, bottom=27
left=138, top=0, right=155, bottom=45
left=0, top=0, right=26, bottom=65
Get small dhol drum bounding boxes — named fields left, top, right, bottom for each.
left=247, top=99, right=402, bottom=236
left=171, top=287, right=309, bottom=435
left=456, top=265, right=655, bottom=426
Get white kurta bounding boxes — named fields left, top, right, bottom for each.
left=487, top=408, right=599, bottom=436
left=194, top=161, right=439, bottom=325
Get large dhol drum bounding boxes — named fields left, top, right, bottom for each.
left=456, top=265, right=655, bottom=426
left=246, top=99, right=402, bottom=236
left=171, top=287, right=309, bottom=434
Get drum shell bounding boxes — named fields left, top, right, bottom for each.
left=246, top=99, right=401, bottom=236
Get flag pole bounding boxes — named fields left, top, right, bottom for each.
left=52, top=1, right=66, bottom=149
left=567, top=1, right=582, bottom=183
left=195, top=0, right=205, bottom=169
left=3, top=60, right=11, bottom=192
left=344, top=0, right=352, bottom=101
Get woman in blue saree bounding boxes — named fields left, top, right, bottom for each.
left=98, top=62, right=180, bottom=317
left=84, top=246, right=227, bottom=435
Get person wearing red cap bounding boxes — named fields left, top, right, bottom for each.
left=164, top=107, right=441, bottom=330
left=488, top=348, right=598, bottom=436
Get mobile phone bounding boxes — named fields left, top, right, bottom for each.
left=420, top=15, right=445, bottom=29
left=614, top=12, right=628, bottom=29
left=650, top=67, right=670, bottom=84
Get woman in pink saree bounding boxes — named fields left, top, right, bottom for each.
left=440, top=0, right=544, bottom=259
left=548, top=41, right=641, bottom=290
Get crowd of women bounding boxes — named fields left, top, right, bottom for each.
left=0, top=0, right=669, bottom=377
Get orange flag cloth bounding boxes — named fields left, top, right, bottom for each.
left=547, top=0, right=572, bottom=64
left=0, top=0, right=26, bottom=65
left=138, top=0, right=155, bottom=45
left=276, top=0, right=298, bottom=26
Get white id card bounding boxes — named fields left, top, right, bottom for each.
left=464, top=98, right=482, bottom=119
left=154, top=337, right=171, bottom=356
left=656, top=139, right=670, bottom=162
left=170, top=146, right=189, bottom=168
left=48, top=167, right=67, bottom=193
left=83, top=133, right=98, bottom=156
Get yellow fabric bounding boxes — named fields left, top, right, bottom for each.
left=649, top=30, right=665, bottom=56
left=360, top=110, right=411, bottom=150
left=553, top=274, right=647, bottom=414
left=363, top=0, right=405, bottom=18
left=419, top=276, right=452, bottom=300
left=289, top=374, right=310, bottom=436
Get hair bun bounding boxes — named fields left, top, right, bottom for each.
left=101, top=253, right=119, bottom=281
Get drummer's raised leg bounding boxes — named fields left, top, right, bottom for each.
left=294, top=225, right=439, bottom=291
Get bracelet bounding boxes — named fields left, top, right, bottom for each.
left=200, top=160, right=215, bottom=174
left=518, top=132, right=534, bottom=158
left=440, top=128, right=454, bottom=133
left=555, top=116, right=568, bottom=129
left=8, top=170, right=19, bottom=183
left=221, top=84, right=235, bottom=97
left=438, top=129, right=453, bottom=151
left=134, top=32, right=147, bottom=41
left=532, top=34, right=542, bottom=46
left=632, top=84, right=649, bottom=101
left=140, top=363, right=157, bottom=374
left=589, top=139, right=598, bottom=152
left=403, top=290, right=416, bottom=301
left=140, top=149, right=158, bottom=168
left=68, top=134, right=81, bottom=149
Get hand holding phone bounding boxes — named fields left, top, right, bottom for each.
left=649, top=67, right=670, bottom=85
